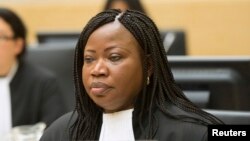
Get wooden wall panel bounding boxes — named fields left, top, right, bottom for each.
left=2, top=0, right=250, bottom=55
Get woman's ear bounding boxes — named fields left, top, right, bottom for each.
left=13, top=38, right=24, bottom=56
left=146, top=55, right=153, bottom=77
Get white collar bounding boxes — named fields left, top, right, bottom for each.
left=1, top=61, right=19, bottom=83
left=103, top=108, right=134, bottom=120
left=100, top=108, right=135, bottom=141
left=0, top=62, right=17, bottom=137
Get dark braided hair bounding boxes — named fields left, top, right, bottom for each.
left=71, top=9, right=223, bottom=140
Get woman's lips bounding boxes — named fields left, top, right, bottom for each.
left=90, top=82, right=112, bottom=96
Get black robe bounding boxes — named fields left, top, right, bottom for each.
left=10, top=60, right=67, bottom=127
left=40, top=104, right=208, bottom=141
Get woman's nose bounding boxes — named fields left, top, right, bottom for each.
left=91, top=59, right=108, bottom=77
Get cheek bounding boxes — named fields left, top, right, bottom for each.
left=0, top=48, right=14, bottom=62
left=0, top=47, right=9, bottom=56
left=113, top=61, right=143, bottom=92
left=82, top=66, right=89, bottom=93
left=82, top=66, right=90, bottom=90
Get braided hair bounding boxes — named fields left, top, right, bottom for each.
left=71, top=9, right=223, bottom=140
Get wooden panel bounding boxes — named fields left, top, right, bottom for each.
left=2, top=0, right=250, bottom=55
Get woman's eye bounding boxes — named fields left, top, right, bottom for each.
left=109, top=55, right=121, bottom=62
left=84, top=57, right=94, bottom=63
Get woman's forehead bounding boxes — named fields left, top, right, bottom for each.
left=84, top=21, right=143, bottom=55
left=87, top=21, right=136, bottom=44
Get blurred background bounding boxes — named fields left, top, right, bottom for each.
left=1, top=0, right=250, bottom=55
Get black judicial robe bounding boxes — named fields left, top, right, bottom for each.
left=40, top=104, right=209, bottom=141
left=10, top=60, right=67, bottom=127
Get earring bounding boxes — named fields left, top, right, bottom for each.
left=147, top=76, right=150, bottom=85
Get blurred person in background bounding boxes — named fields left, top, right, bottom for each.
left=0, top=7, right=66, bottom=137
left=103, top=0, right=147, bottom=14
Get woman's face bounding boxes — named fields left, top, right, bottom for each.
left=82, top=20, right=144, bottom=113
left=109, top=0, right=129, bottom=11
left=0, top=18, right=20, bottom=76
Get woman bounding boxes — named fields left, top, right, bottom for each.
left=40, top=9, right=223, bottom=141
left=0, top=8, right=66, bottom=137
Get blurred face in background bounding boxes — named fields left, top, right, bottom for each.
left=0, top=17, right=23, bottom=76
left=110, top=0, right=129, bottom=11
left=82, top=21, right=144, bottom=113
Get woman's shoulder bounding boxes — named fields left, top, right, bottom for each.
left=155, top=104, right=208, bottom=127
left=154, top=104, right=208, bottom=140
left=39, top=111, right=77, bottom=141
